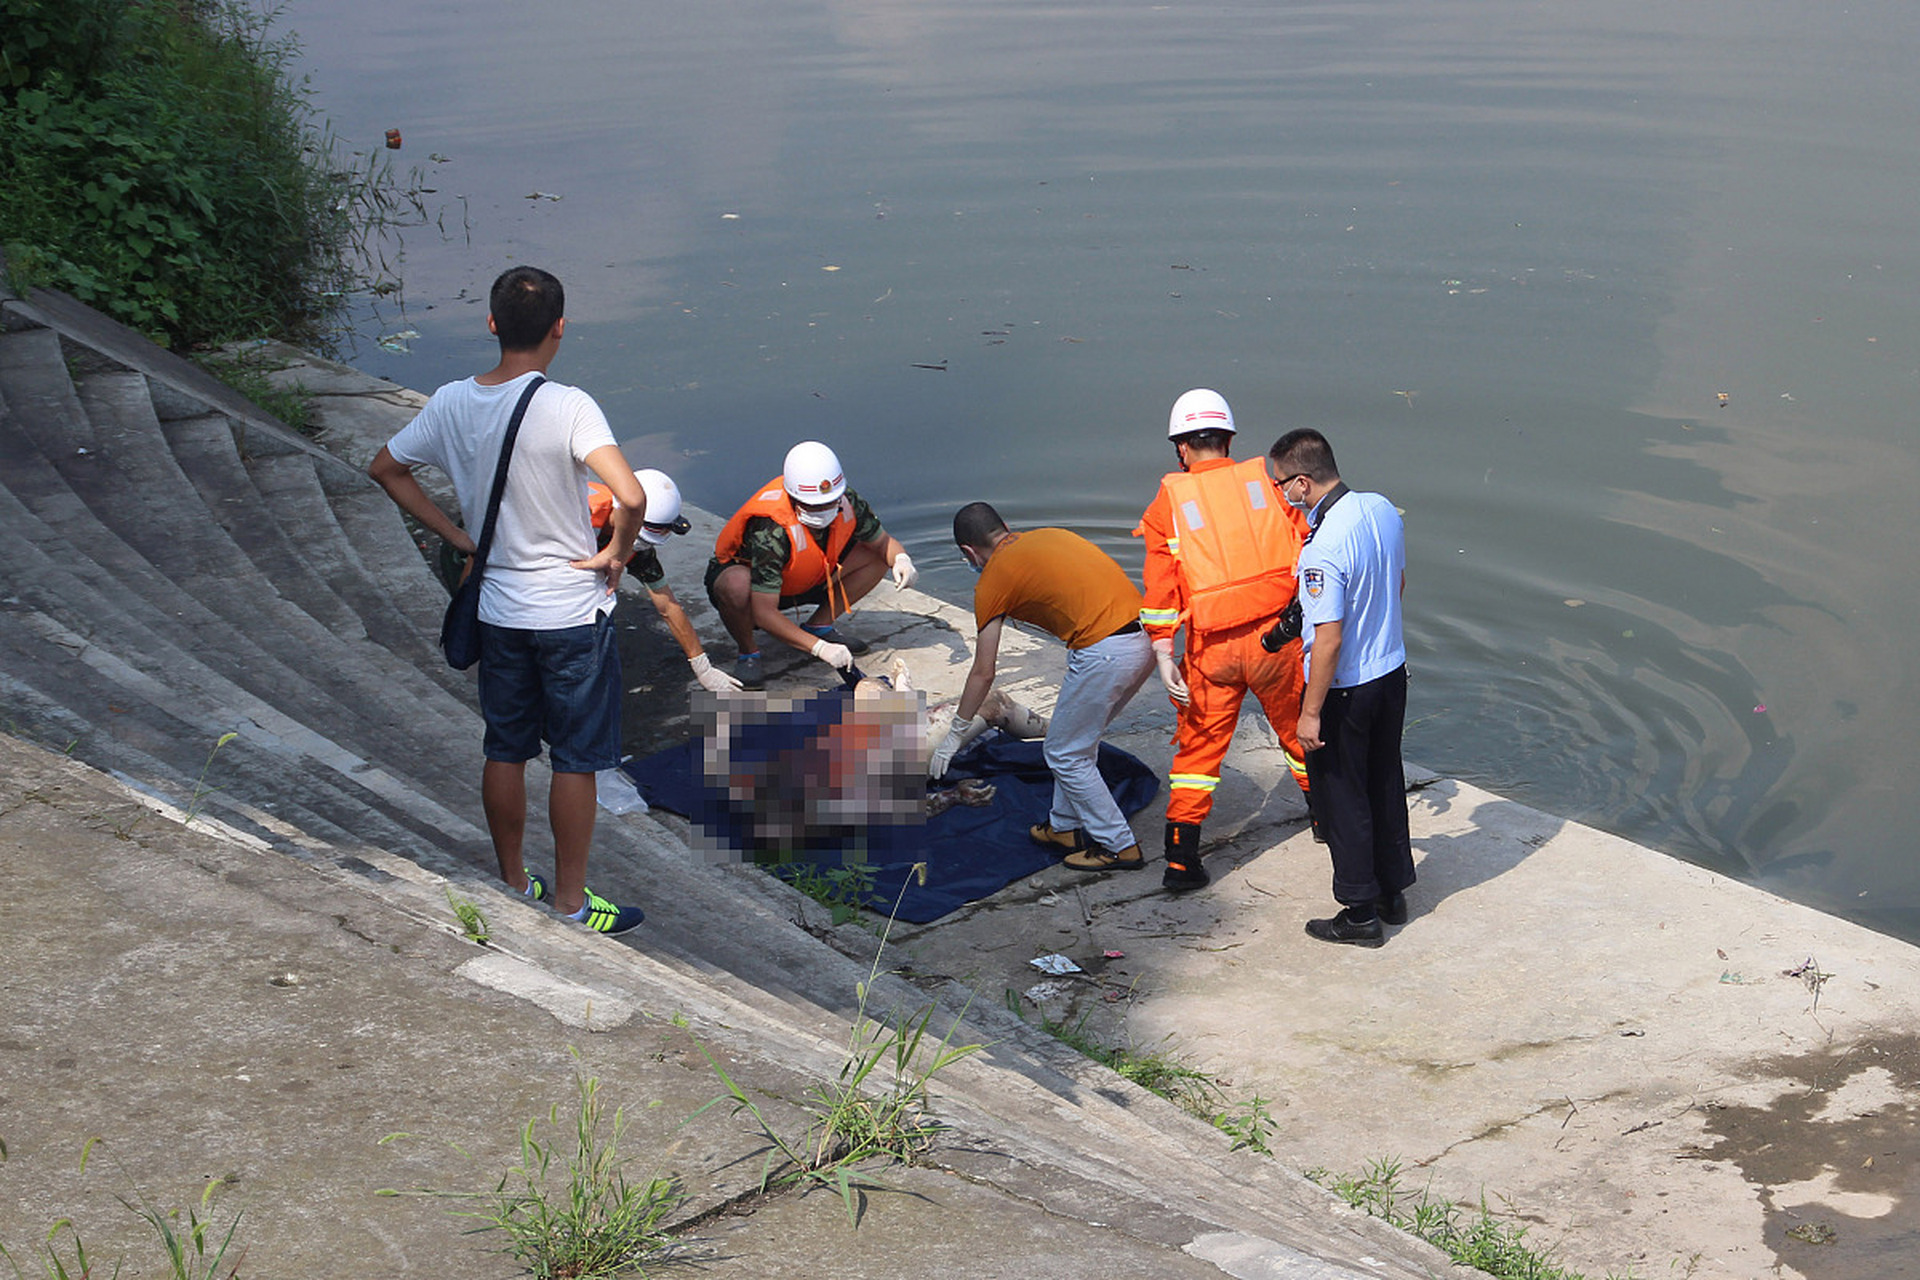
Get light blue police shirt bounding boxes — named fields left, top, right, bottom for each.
left=1297, top=489, right=1406, bottom=689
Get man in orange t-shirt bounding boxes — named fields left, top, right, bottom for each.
left=933, top=502, right=1154, bottom=871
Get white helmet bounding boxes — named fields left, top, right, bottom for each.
left=783, top=440, right=847, bottom=504
left=1167, top=388, right=1236, bottom=439
left=632, top=469, right=685, bottom=544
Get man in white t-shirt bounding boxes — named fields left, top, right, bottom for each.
left=369, top=266, right=646, bottom=935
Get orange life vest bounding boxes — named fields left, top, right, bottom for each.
left=1158, top=457, right=1306, bottom=633
left=714, top=478, right=858, bottom=600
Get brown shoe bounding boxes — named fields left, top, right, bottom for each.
left=1029, top=823, right=1088, bottom=854
left=1063, top=843, right=1146, bottom=872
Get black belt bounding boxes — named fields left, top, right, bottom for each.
left=1107, top=619, right=1142, bottom=639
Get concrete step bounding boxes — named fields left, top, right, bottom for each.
left=0, top=384, right=481, bottom=761
left=155, top=404, right=367, bottom=641
left=0, top=438, right=486, bottom=821
left=322, top=484, right=462, bottom=659
left=247, top=452, right=463, bottom=695
left=0, top=325, right=98, bottom=455
left=0, top=607, right=456, bottom=866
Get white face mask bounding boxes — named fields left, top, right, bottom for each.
left=797, top=504, right=838, bottom=529
left=1285, top=492, right=1311, bottom=513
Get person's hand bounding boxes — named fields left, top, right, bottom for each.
left=570, top=542, right=628, bottom=594
left=690, top=653, right=743, bottom=693
left=1152, top=638, right=1189, bottom=706
left=810, top=637, right=854, bottom=670
left=1297, top=708, right=1324, bottom=754
left=890, top=552, right=917, bottom=590
left=929, top=722, right=969, bottom=779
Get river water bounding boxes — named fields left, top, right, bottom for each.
left=284, top=0, right=1920, bottom=941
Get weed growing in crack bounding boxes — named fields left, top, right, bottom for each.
left=1007, top=995, right=1276, bottom=1151
left=183, top=732, right=237, bottom=827
left=446, top=888, right=491, bottom=945
left=779, top=859, right=875, bottom=928
left=1307, top=1157, right=1636, bottom=1280
left=0, top=1138, right=245, bottom=1280
left=697, top=863, right=981, bottom=1225
left=379, top=1051, right=681, bottom=1279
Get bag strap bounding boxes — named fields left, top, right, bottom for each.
left=467, top=375, right=546, bottom=576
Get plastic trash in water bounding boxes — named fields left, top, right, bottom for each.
left=596, top=768, right=648, bottom=815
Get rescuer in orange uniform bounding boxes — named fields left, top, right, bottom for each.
left=705, top=441, right=915, bottom=689
left=1137, top=389, right=1312, bottom=891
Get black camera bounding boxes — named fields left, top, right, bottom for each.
left=1260, top=599, right=1304, bottom=652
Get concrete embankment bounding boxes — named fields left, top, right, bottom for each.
left=3, top=302, right=1916, bottom=1279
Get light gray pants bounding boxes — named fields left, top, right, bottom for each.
left=1044, top=628, right=1154, bottom=851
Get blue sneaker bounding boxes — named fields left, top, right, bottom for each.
left=734, top=651, right=766, bottom=691
left=523, top=872, right=548, bottom=902
left=573, top=887, right=645, bottom=936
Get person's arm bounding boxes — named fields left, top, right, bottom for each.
left=570, top=445, right=645, bottom=591
left=648, top=581, right=743, bottom=691
left=368, top=446, right=474, bottom=554
left=1137, top=495, right=1191, bottom=704
left=957, top=616, right=1003, bottom=722
left=864, top=529, right=915, bottom=588
left=1297, top=618, right=1342, bottom=754
left=931, top=616, right=1004, bottom=778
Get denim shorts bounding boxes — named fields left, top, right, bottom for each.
left=477, top=614, right=621, bottom=773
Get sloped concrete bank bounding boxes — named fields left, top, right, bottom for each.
left=253, top=343, right=1920, bottom=1280
left=1, top=295, right=1914, bottom=1279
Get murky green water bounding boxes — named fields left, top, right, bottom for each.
left=286, top=0, right=1920, bottom=939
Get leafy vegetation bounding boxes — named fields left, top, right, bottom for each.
left=0, top=0, right=402, bottom=349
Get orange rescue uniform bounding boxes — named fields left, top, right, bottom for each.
left=714, top=477, right=861, bottom=611
left=1138, top=455, right=1312, bottom=824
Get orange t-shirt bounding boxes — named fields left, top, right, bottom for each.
left=973, top=528, right=1143, bottom=650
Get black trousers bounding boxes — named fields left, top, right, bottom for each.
left=1304, top=665, right=1414, bottom=905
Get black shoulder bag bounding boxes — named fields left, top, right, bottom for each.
left=439, top=376, right=546, bottom=669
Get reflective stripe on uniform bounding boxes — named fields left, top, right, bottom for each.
left=1169, top=772, right=1219, bottom=792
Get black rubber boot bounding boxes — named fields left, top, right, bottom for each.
left=1161, top=821, right=1210, bottom=892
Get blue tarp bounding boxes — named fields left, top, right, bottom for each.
left=621, top=698, right=1158, bottom=923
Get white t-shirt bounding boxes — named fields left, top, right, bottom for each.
left=386, top=372, right=619, bottom=629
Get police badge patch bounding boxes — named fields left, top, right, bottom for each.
left=1303, top=567, right=1325, bottom=598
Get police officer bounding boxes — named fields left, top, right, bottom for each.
left=1267, top=428, right=1412, bottom=946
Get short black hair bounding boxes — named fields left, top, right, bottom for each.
left=490, top=266, right=565, bottom=351
left=952, top=501, right=1007, bottom=551
left=1269, top=428, right=1338, bottom=482
left=1172, top=428, right=1234, bottom=455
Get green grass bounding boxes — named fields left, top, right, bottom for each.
left=0, top=1138, right=245, bottom=1280
left=1007, top=996, right=1277, bottom=1154
left=776, top=859, right=876, bottom=927
left=194, top=348, right=314, bottom=434
left=0, top=0, right=406, bottom=350
left=1308, top=1158, right=1637, bottom=1280
left=380, top=1054, right=682, bottom=1279
left=698, top=864, right=982, bottom=1224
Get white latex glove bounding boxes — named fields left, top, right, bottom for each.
left=890, top=551, right=917, bottom=590
left=810, top=637, right=855, bottom=670
left=929, top=717, right=985, bottom=779
left=689, top=653, right=743, bottom=693
left=1153, top=638, right=1190, bottom=706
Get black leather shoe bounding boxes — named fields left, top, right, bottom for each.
left=1304, top=908, right=1385, bottom=948
left=1375, top=891, right=1408, bottom=926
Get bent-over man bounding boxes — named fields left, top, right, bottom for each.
left=936, top=502, right=1154, bottom=871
